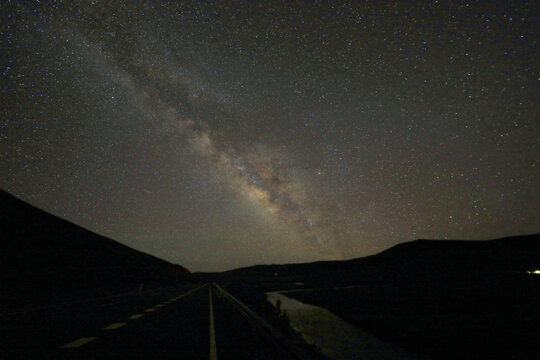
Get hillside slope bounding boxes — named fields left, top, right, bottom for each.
left=1, top=190, right=189, bottom=303
left=220, top=234, right=540, bottom=285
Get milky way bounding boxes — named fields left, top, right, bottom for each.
left=2, top=1, right=539, bottom=271
left=82, top=33, right=350, bottom=259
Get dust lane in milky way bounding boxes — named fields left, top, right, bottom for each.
left=88, top=34, right=348, bottom=258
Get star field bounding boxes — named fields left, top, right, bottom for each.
left=1, top=1, right=538, bottom=271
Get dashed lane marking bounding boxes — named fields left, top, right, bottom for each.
left=172, top=284, right=208, bottom=302
left=104, top=322, right=127, bottom=330
left=61, top=337, right=97, bottom=349
left=60, top=285, right=207, bottom=351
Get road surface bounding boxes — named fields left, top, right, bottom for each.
left=2, top=283, right=313, bottom=360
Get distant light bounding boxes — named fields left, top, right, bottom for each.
left=526, top=269, right=540, bottom=275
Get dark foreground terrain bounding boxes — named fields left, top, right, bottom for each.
left=2, top=282, right=327, bottom=360
left=216, top=235, right=540, bottom=360
left=283, top=275, right=539, bottom=360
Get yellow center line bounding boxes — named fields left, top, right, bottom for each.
left=156, top=304, right=165, bottom=308
left=209, top=287, right=217, bottom=360
left=128, top=314, right=144, bottom=320
left=144, top=308, right=156, bottom=312
left=61, top=337, right=97, bottom=348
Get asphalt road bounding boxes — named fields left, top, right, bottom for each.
left=2, top=283, right=311, bottom=360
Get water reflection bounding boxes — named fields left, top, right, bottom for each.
left=267, top=291, right=428, bottom=360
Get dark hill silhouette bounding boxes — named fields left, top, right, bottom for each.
left=219, top=234, right=540, bottom=285
left=363, top=235, right=540, bottom=278
left=1, top=190, right=189, bottom=305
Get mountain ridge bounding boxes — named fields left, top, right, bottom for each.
left=1, top=189, right=188, bottom=270
left=1, top=189, right=189, bottom=305
left=218, top=234, right=540, bottom=284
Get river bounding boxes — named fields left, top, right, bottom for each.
left=267, top=291, right=429, bottom=360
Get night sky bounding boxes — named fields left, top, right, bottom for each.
left=2, top=1, right=539, bottom=271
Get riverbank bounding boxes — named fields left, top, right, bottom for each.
left=281, top=275, right=539, bottom=360
left=267, top=291, right=427, bottom=360
left=219, top=282, right=331, bottom=360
